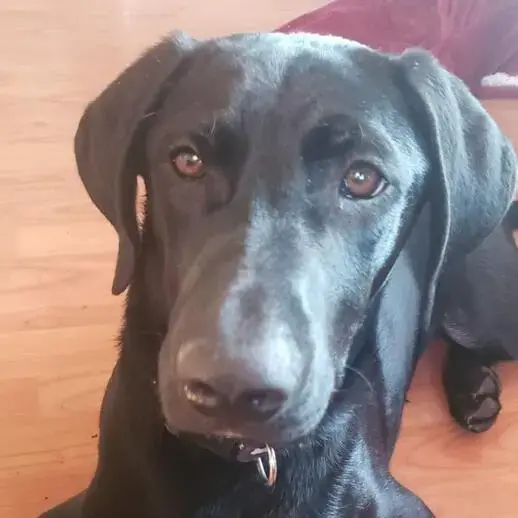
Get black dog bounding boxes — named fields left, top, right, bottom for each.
left=39, top=32, right=517, bottom=518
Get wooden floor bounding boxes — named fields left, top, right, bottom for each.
left=1, top=1, right=518, bottom=517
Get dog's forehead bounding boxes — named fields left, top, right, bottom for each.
left=213, top=33, right=369, bottom=88
left=162, top=33, right=404, bottom=127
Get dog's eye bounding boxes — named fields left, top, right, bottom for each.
left=170, top=147, right=206, bottom=179
left=340, top=163, right=386, bottom=199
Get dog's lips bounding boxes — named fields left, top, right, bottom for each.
left=195, top=430, right=271, bottom=450
left=170, top=428, right=276, bottom=462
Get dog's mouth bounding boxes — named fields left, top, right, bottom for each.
left=171, top=427, right=279, bottom=459
left=187, top=432, right=267, bottom=457
left=171, top=429, right=280, bottom=486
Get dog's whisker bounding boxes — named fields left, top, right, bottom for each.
left=342, top=365, right=375, bottom=395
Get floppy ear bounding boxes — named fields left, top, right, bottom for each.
left=74, top=32, right=195, bottom=295
left=394, top=49, right=517, bottom=329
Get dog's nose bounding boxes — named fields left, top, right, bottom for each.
left=176, top=341, right=300, bottom=422
left=182, top=380, right=287, bottom=421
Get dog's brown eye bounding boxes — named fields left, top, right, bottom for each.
left=170, top=147, right=205, bottom=179
left=341, top=164, right=386, bottom=199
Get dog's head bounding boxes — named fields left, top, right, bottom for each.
left=74, top=32, right=516, bottom=445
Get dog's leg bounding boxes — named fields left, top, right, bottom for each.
left=442, top=335, right=503, bottom=433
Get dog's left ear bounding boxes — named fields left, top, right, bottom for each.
left=395, top=49, right=517, bottom=328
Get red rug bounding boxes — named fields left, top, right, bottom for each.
left=278, top=0, right=518, bottom=100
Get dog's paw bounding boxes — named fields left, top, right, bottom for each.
left=443, top=350, right=502, bottom=433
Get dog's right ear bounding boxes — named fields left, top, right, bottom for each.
left=74, top=32, right=196, bottom=295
